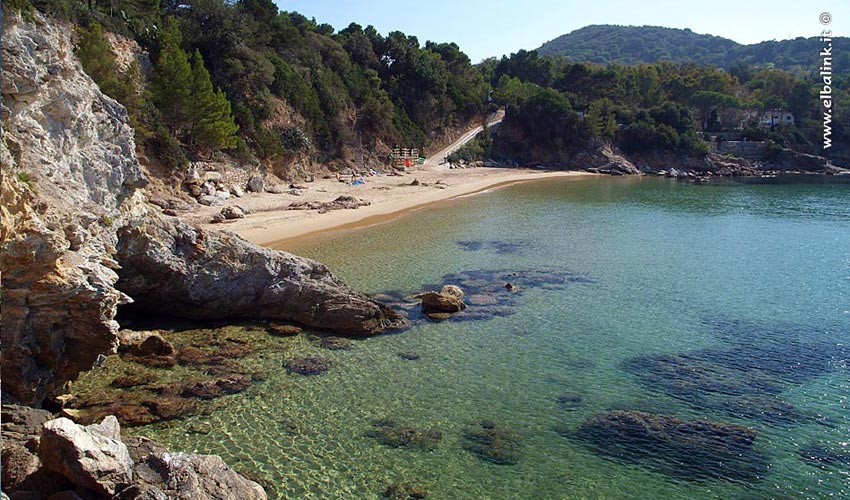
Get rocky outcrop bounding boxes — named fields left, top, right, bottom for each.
left=1, top=406, right=267, bottom=500
left=115, top=217, right=403, bottom=335
left=765, top=148, right=845, bottom=173
left=1, top=12, right=148, bottom=406
left=577, top=145, right=641, bottom=175
left=1, top=12, right=401, bottom=406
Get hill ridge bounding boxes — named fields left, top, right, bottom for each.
left=537, top=24, right=850, bottom=72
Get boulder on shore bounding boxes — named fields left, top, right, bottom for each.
left=246, top=175, right=264, bottom=193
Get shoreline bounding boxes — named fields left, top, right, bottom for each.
left=190, top=168, right=595, bottom=248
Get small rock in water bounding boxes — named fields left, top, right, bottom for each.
left=180, top=374, right=252, bottom=400
left=398, top=351, right=420, bottom=361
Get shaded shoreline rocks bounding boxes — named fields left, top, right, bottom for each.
left=568, top=410, right=767, bottom=481
left=2, top=405, right=267, bottom=500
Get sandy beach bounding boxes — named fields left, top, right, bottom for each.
left=187, top=166, right=594, bottom=248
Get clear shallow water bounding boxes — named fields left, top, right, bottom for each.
left=138, top=176, right=849, bottom=499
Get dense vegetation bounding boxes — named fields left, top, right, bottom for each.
left=477, top=48, right=850, bottom=165
left=4, top=0, right=849, bottom=170
left=538, top=25, right=850, bottom=75
left=6, top=0, right=489, bottom=171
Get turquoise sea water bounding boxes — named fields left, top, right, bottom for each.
left=139, top=175, right=850, bottom=499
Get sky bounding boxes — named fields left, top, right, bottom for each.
left=276, top=0, right=850, bottom=62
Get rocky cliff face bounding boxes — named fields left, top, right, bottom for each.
left=1, top=12, right=400, bottom=406
left=1, top=12, right=149, bottom=406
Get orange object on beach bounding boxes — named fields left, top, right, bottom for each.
left=404, top=158, right=411, bottom=168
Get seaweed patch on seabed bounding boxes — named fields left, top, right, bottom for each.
left=373, top=268, right=596, bottom=327
left=564, top=410, right=769, bottom=482
left=623, top=318, right=849, bottom=426
left=456, top=240, right=529, bottom=254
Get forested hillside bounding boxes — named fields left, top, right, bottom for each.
left=474, top=48, right=850, bottom=165
left=4, top=0, right=848, bottom=172
left=538, top=25, right=850, bottom=75
left=5, top=0, right=489, bottom=172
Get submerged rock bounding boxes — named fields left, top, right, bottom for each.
left=798, top=443, right=850, bottom=468
left=180, top=374, right=253, bottom=400
left=456, top=240, right=527, bottom=254
left=110, top=372, right=158, bottom=389
left=285, top=356, right=333, bottom=375
left=381, top=268, right=593, bottom=327
left=622, top=323, right=843, bottom=425
left=555, top=393, right=584, bottom=411
left=320, top=336, right=353, bottom=350
left=366, top=419, right=442, bottom=451
left=569, top=410, right=767, bottom=481
left=462, top=420, right=522, bottom=465
left=398, top=351, right=421, bottom=361
left=266, top=323, right=303, bottom=336
left=131, top=333, right=176, bottom=357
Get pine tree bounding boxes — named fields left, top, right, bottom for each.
left=75, top=24, right=123, bottom=99
left=150, top=19, right=192, bottom=135
left=188, top=50, right=239, bottom=151
left=587, top=98, right=618, bottom=142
